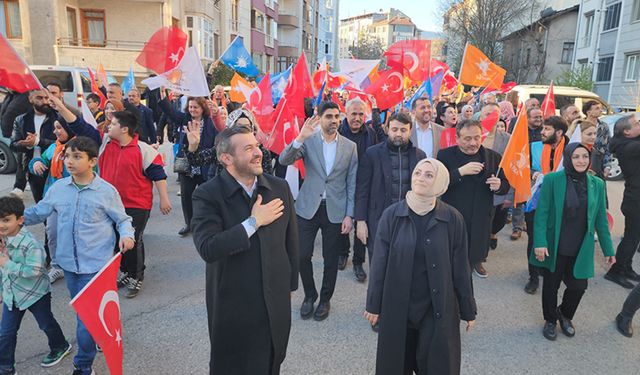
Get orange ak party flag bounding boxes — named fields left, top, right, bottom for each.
left=458, top=43, right=506, bottom=90
left=498, top=109, right=531, bottom=203
left=229, top=72, right=252, bottom=103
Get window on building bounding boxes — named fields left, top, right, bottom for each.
left=80, top=9, right=106, bottom=46
left=214, top=33, right=220, bottom=59
left=596, top=56, right=614, bottom=81
left=265, top=0, right=275, bottom=10
left=633, top=0, right=640, bottom=22
left=202, top=18, right=214, bottom=59
left=265, top=17, right=274, bottom=47
left=625, top=54, right=640, bottom=81
left=561, top=42, right=574, bottom=64
left=66, top=7, right=78, bottom=45
left=526, top=48, right=531, bottom=65
left=583, top=13, right=594, bottom=47
left=602, top=2, right=621, bottom=31
left=0, top=0, right=22, bottom=38
left=251, top=9, right=264, bottom=32
left=231, top=0, right=239, bottom=32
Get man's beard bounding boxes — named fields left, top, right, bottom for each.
left=33, top=103, right=51, bottom=113
left=390, top=137, right=408, bottom=147
left=543, top=133, right=557, bottom=145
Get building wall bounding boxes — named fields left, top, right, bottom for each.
left=544, top=11, right=579, bottom=80
left=607, top=0, right=640, bottom=109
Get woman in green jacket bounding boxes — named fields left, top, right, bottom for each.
left=530, top=143, right=616, bottom=341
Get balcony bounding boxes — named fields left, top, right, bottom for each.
left=54, top=38, right=146, bottom=74
left=279, top=14, right=299, bottom=27
left=56, top=37, right=146, bottom=50
left=278, top=45, right=299, bottom=57
left=265, top=35, right=274, bottom=48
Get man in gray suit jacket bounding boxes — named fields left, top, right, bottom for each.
left=410, top=97, right=445, bottom=158
left=279, top=101, right=358, bottom=321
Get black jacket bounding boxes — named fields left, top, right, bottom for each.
left=610, top=135, right=640, bottom=201
left=338, top=118, right=378, bottom=158
left=366, top=200, right=476, bottom=375
left=134, top=103, right=157, bottom=144
left=355, top=140, right=425, bottom=252
left=191, top=170, right=299, bottom=375
left=0, top=92, right=30, bottom=138
left=10, top=109, right=57, bottom=157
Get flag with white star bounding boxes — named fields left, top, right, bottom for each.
left=220, top=36, right=260, bottom=77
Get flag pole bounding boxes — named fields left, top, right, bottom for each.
left=458, top=42, right=469, bottom=83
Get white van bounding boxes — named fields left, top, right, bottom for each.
left=509, top=85, right=614, bottom=115
left=29, top=66, right=96, bottom=109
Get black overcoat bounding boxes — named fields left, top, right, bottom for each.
left=191, top=170, right=299, bottom=375
left=437, top=146, right=509, bottom=264
left=367, top=200, right=476, bottom=375
left=355, top=141, right=425, bottom=253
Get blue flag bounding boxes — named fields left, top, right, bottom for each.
left=314, top=80, right=326, bottom=107
left=121, top=66, right=135, bottom=96
left=220, top=36, right=260, bottom=77
left=405, top=81, right=429, bottom=110
left=429, top=71, right=444, bottom=99
left=270, top=66, right=291, bottom=105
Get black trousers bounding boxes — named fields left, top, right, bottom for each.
left=13, top=152, right=27, bottom=190
left=179, top=173, right=205, bottom=227
left=404, top=307, right=436, bottom=375
left=621, top=282, right=640, bottom=320
left=491, top=204, right=510, bottom=235
left=611, top=199, right=640, bottom=274
left=525, top=211, right=541, bottom=279
left=298, top=203, right=343, bottom=303
left=115, top=208, right=151, bottom=280
left=339, top=233, right=367, bottom=265
left=542, top=255, right=588, bottom=323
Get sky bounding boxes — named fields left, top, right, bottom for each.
left=338, top=1, right=442, bottom=32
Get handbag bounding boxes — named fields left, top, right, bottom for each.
left=173, top=130, right=190, bottom=174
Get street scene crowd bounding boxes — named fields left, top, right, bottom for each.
left=1, top=12, right=640, bottom=375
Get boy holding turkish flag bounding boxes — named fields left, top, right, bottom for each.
left=23, top=137, right=135, bottom=375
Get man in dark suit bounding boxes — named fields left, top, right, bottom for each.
left=355, top=111, right=425, bottom=282
left=437, top=119, right=509, bottom=278
left=279, top=101, right=358, bottom=321
left=191, top=125, right=299, bottom=375
left=127, top=88, right=157, bottom=145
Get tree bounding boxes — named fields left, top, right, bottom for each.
left=441, top=0, right=541, bottom=73
left=348, top=32, right=385, bottom=60
left=207, top=62, right=240, bottom=88
left=555, top=65, right=594, bottom=91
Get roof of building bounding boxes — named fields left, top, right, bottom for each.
left=500, top=4, right=579, bottom=41
left=370, top=16, right=415, bottom=27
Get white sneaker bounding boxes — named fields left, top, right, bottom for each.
left=9, top=188, right=24, bottom=200
left=47, top=267, right=64, bottom=284
left=176, top=189, right=181, bottom=196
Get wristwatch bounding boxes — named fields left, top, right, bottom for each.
left=247, top=216, right=258, bottom=231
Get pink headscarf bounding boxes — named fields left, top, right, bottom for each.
left=499, top=101, right=515, bottom=124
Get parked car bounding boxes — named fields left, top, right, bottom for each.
left=509, top=85, right=614, bottom=116
left=599, top=113, right=640, bottom=181
left=0, top=135, right=16, bottom=174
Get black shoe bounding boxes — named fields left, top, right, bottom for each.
left=313, top=301, right=330, bottom=321
left=490, top=237, right=498, bottom=250
left=300, top=297, right=316, bottom=320
left=605, top=271, right=635, bottom=289
left=178, top=226, right=191, bottom=237
left=557, top=308, right=575, bottom=337
left=616, top=313, right=633, bottom=338
left=543, top=321, right=557, bottom=341
left=354, top=264, right=367, bottom=282
left=338, top=255, right=347, bottom=271
left=524, top=277, right=539, bottom=294
left=624, top=269, right=640, bottom=282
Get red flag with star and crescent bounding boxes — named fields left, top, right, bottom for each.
left=0, top=34, right=42, bottom=93
left=283, top=52, right=314, bottom=123
left=540, top=81, right=556, bottom=119
left=265, top=99, right=305, bottom=177
left=70, top=253, right=124, bottom=375
left=248, top=73, right=274, bottom=133
left=384, top=40, right=432, bottom=82
left=136, top=26, right=188, bottom=74
left=364, top=66, right=405, bottom=110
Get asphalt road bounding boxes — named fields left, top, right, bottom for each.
left=5, top=144, right=640, bottom=374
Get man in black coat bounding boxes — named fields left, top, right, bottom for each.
left=191, top=125, right=299, bottom=375
left=437, top=119, right=509, bottom=278
left=337, top=97, right=380, bottom=280
left=127, top=88, right=157, bottom=145
left=355, top=112, right=425, bottom=281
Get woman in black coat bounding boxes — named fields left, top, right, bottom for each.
left=365, top=158, right=477, bottom=375
left=158, top=91, right=217, bottom=237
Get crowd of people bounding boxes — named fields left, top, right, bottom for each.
left=0, top=77, right=639, bottom=375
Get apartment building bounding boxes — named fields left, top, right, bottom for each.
left=250, top=0, right=278, bottom=74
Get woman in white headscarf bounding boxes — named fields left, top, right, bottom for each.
left=365, top=158, right=477, bottom=375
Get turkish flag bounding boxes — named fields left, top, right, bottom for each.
left=331, top=91, right=346, bottom=113
left=364, top=67, right=404, bottom=110
left=345, top=85, right=372, bottom=109
left=283, top=52, right=314, bottom=122
left=265, top=99, right=305, bottom=178
left=87, top=67, right=107, bottom=109
left=499, top=81, right=517, bottom=94
left=459, top=43, right=506, bottom=90
left=136, top=26, right=188, bottom=74
left=249, top=73, right=274, bottom=133
left=481, top=110, right=500, bottom=138
left=440, top=127, right=457, bottom=149
left=498, top=109, right=531, bottom=203
left=0, top=34, right=42, bottom=93
left=384, top=40, right=432, bottom=82
left=540, top=81, right=556, bottom=119
left=430, top=59, right=450, bottom=77
left=70, top=253, right=124, bottom=375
